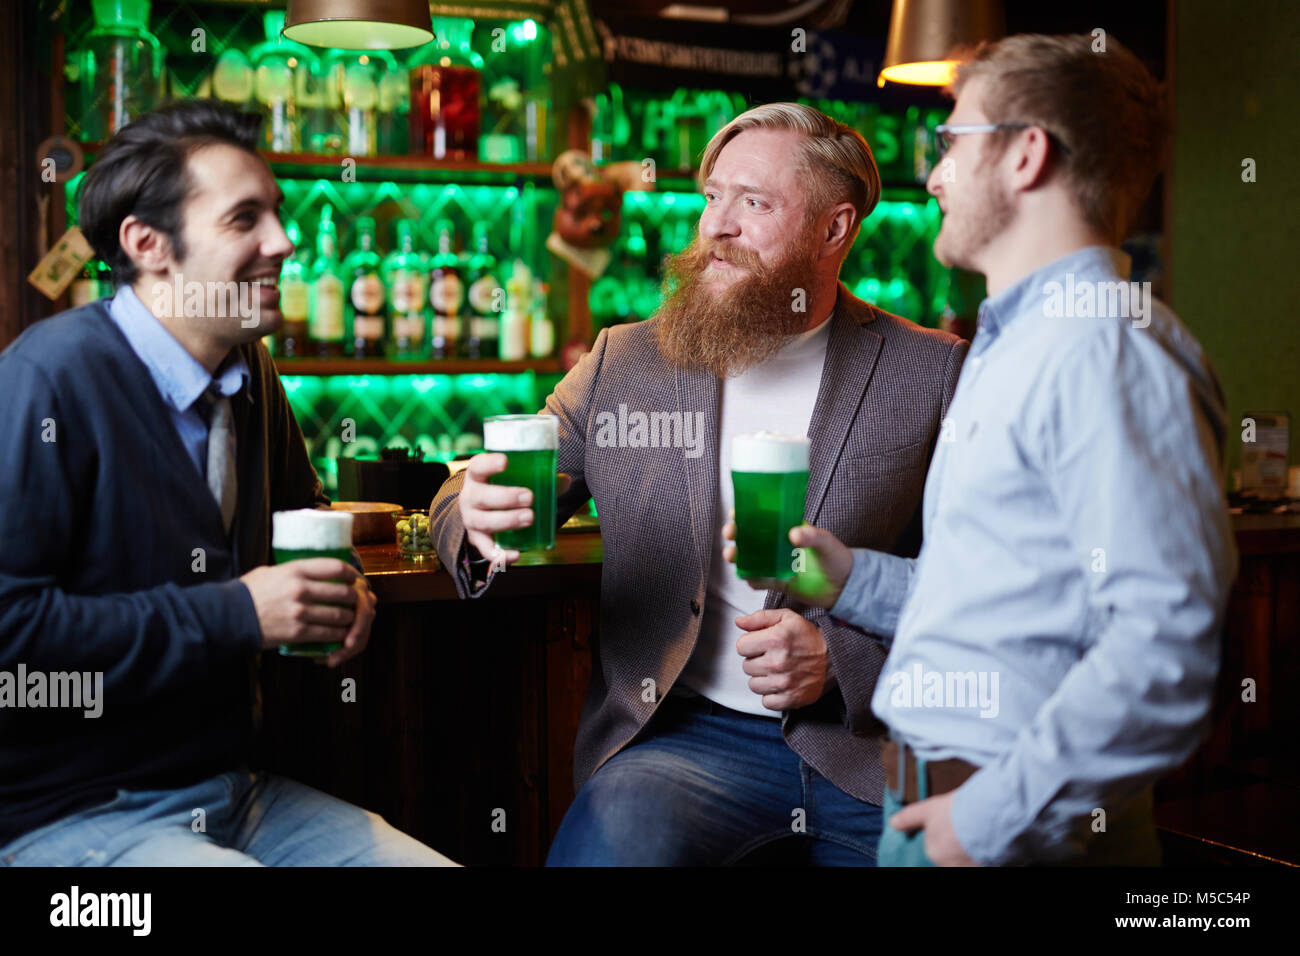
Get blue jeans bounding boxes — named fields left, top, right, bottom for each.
left=546, top=693, right=883, bottom=866
left=0, top=769, right=455, bottom=866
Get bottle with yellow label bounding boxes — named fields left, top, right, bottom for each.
left=463, top=221, right=502, bottom=358
left=385, top=218, right=428, bottom=359
left=309, top=205, right=345, bottom=358
left=276, top=220, right=311, bottom=357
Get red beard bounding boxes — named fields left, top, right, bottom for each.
left=653, top=226, right=823, bottom=378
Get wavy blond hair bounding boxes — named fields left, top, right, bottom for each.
left=697, top=102, right=881, bottom=253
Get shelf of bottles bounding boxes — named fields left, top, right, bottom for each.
left=59, top=0, right=949, bottom=493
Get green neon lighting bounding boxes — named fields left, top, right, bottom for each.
left=279, top=371, right=561, bottom=494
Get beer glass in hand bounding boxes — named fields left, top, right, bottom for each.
left=272, top=508, right=354, bottom=657
left=731, top=432, right=809, bottom=581
left=723, top=515, right=854, bottom=609
left=483, top=414, right=558, bottom=552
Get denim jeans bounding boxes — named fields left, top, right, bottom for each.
left=546, top=693, right=883, bottom=866
left=0, top=769, right=455, bottom=866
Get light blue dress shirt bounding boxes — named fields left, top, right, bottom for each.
left=831, top=246, right=1237, bottom=864
left=107, top=285, right=249, bottom=480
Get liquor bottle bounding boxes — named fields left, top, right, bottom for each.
left=378, top=57, right=409, bottom=155
left=69, top=0, right=164, bottom=142
left=428, top=220, right=464, bottom=359
left=499, top=259, right=531, bottom=361
left=323, top=49, right=397, bottom=158
left=250, top=11, right=318, bottom=153
left=463, top=221, right=502, bottom=358
left=212, top=45, right=254, bottom=111
left=385, top=218, right=427, bottom=359
left=529, top=282, right=554, bottom=358
left=308, top=205, right=345, bottom=358
left=344, top=217, right=386, bottom=358
left=408, top=18, right=482, bottom=159
left=616, top=220, right=660, bottom=321
left=277, top=220, right=311, bottom=358
left=627, top=220, right=662, bottom=320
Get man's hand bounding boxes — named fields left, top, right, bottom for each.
left=735, top=608, right=833, bottom=711
left=722, top=515, right=853, bottom=609
left=457, top=452, right=571, bottom=570
left=241, top=559, right=358, bottom=651
left=888, top=790, right=980, bottom=866
left=322, top=574, right=376, bottom=669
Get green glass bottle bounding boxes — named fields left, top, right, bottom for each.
left=385, top=218, right=428, bottom=359
left=623, top=221, right=660, bottom=320
left=428, top=220, right=463, bottom=359
left=463, top=221, right=501, bottom=358
left=308, top=205, right=345, bottom=358
left=278, top=220, right=312, bottom=358
left=344, top=217, right=386, bottom=358
left=323, top=48, right=397, bottom=157
left=250, top=10, right=318, bottom=153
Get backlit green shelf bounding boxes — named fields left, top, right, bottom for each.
left=274, top=358, right=563, bottom=375
left=79, top=143, right=557, bottom=186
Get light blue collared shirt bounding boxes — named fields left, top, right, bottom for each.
left=108, top=285, right=249, bottom=480
left=831, top=246, right=1237, bottom=864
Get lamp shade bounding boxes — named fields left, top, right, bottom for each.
left=284, top=0, right=434, bottom=50
left=879, top=0, right=1004, bottom=86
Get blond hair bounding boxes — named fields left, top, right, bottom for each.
left=951, top=33, right=1169, bottom=241
left=697, top=102, right=881, bottom=247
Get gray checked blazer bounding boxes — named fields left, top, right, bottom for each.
left=431, top=282, right=967, bottom=805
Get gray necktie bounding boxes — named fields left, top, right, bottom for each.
left=200, top=387, right=237, bottom=534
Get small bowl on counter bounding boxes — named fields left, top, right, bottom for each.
left=330, top=501, right=403, bottom=544
left=392, top=509, right=437, bottom=562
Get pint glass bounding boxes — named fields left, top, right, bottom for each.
left=731, top=432, right=810, bottom=581
left=272, top=508, right=354, bottom=657
left=484, top=414, right=558, bottom=552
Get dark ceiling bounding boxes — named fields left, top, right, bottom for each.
left=592, top=1, right=1167, bottom=76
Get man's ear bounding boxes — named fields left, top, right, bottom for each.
left=1008, top=127, right=1053, bottom=193
left=823, top=202, right=857, bottom=260
left=119, top=215, right=174, bottom=276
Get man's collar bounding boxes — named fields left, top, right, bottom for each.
left=110, top=284, right=250, bottom=413
left=977, top=245, right=1132, bottom=340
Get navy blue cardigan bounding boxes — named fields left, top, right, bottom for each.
left=0, top=300, right=329, bottom=845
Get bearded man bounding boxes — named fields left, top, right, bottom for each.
left=428, top=103, right=968, bottom=866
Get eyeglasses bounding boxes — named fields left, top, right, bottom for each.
left=932, top=122, right=1071, bottom=158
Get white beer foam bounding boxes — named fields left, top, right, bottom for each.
left=484, top=415, right=558, bottom=451
left=732, top=432, right=810, bottom=473
left=273, top=509, right=354, bottom=550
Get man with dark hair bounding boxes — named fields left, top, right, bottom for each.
left=0, top=101, right=453, bottom=865
left=737, top=34, right=1236, bottom=865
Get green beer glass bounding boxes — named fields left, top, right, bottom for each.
left=731, top=432, right=810, bottom=581
left=272, top=508, right=354, bottom=657
left=484, top=414, right=558, bottom=552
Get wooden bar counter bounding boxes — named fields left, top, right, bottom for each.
left=256, top=532, right=603, bottom=867
left=256, top=516, right=1300, bottom=867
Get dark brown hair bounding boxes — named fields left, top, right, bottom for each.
left=951, top=33, right=1169, bottom=241
left=78, top=100, right=263, bottom=286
